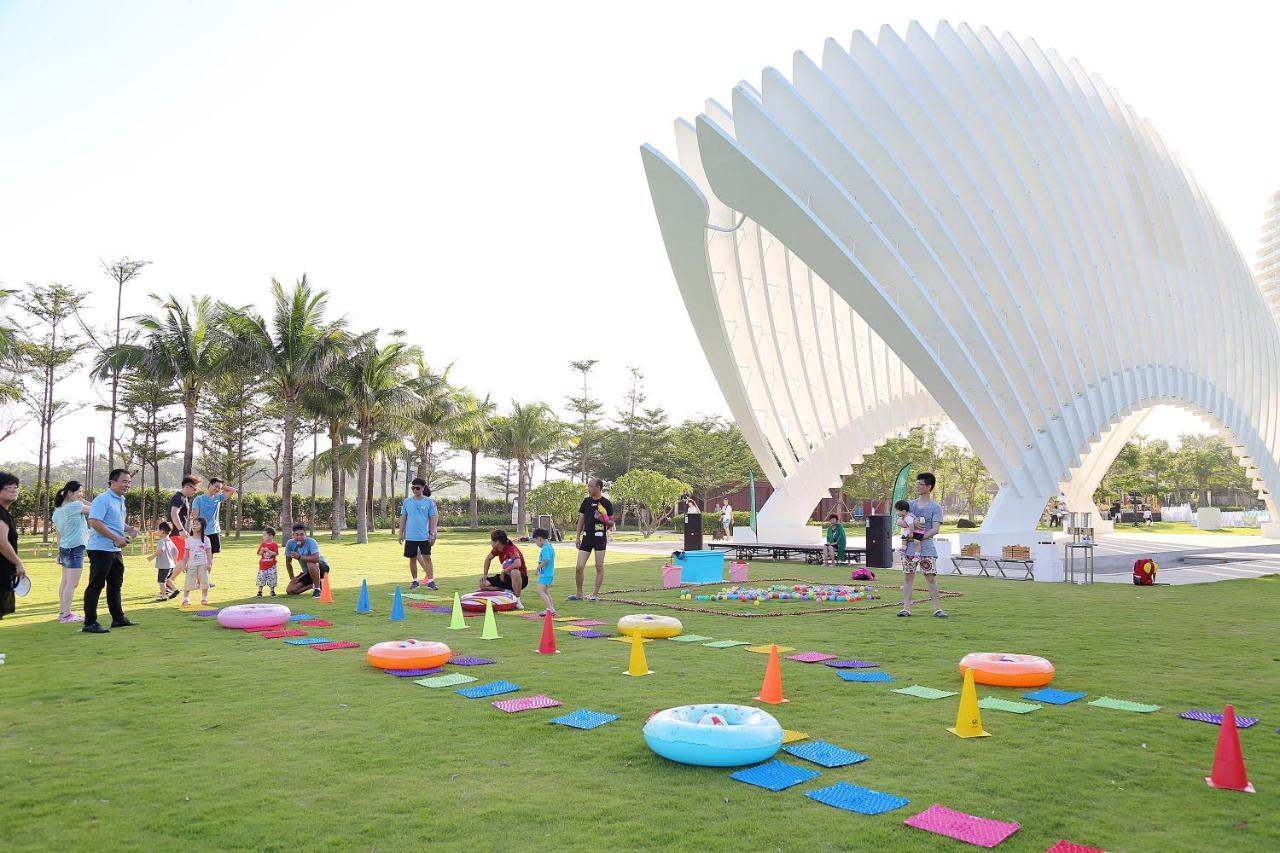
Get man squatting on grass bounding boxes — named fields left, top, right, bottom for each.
left=480, top=529, right=526, bottom=607
left=899, top=471, right=947, bottom=618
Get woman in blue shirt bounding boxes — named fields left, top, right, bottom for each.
left=52, top=480, right=91, bottom=624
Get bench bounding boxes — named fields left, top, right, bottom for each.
left=950, top=554, right=1035, bottom=580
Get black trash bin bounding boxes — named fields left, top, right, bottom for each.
left=683, top=512, right=704, bottom=552
left=865, top=514, right=893, bottom=569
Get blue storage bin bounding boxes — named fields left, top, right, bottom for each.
left=675, top=550, right=726, bottom=584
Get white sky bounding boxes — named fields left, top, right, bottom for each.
left=2, top=0, right=1273, bottom=466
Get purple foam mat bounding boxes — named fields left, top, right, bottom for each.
left=447, top=656, right=496, bottom=666
left=195, top=610, right=219, bottom=617
left=787, top=651, right=839, bottom=663
left=823, top=659, right=879, bottom=669
left=1180, top=710, right=1259, bottom=728
left=569, top=630, right=611, bottom=638
left=384, top=667, right=445, bottom=677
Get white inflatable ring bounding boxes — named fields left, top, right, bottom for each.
left=216, top=603, right=292, bottom=630
left=644, top=704, right=783, bottom=766
left=618, top=613, right=683, bottom=639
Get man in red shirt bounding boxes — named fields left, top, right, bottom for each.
left=479, top=529, right=525, bottom=606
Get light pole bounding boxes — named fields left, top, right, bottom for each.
left=85, top=436, right=96, bottom=498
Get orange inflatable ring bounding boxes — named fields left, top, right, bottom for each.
left=367, top=639, right=452, bottom=671
left=958, top=652, right=1055, bottom=688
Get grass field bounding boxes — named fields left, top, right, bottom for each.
left=2, top=530, right=1278, bottom=852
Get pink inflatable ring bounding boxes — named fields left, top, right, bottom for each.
left=217, top=603, right=292, bottom=630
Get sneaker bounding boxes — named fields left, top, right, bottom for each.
left=59, top=613, right=78, bottom=623
left=110, top=618, right=138, bottom=628
left=153, top=596, right=168, bottom=603
left=82, top=623, right=110, bottom=634
left=933, top=610, right=948, bottom=618
left=256, top=590, right=263, bottom=597
left=897, top=609, right=911, bottom=617
left=208, top=582, right=216, bottom=589
left=409, top=580, right=421, bottom=590
left=586, top=595, right=599, bottom=602
left=513, top=599, right=525, bottom=610
left=312, top=588, right=322, bottom=597
left=166, top=589, right=180, bottom=600
left=201, top=599, right=208, bottom=606
left=566, top=594, right=583, bottom=602
left=426, top=580, right=438, bottom=591
left=67, top=612, right=83, bottom=622
left=270, top=590, right=276, bottom=597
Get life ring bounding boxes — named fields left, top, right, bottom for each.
left=460, top=590, right=520, bottom=613
left=958, top=652, right=1055, bottom=688
left=644, top=704, right=783, bottom=766
left=367, top=639, right=452, bottom=670
left=216, top=603, right=292, bottom=630
left=618, top=614, right=683, bottom=639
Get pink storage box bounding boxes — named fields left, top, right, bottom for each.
left=662, top=564, right=682, bottom=588
left=730, top=560, right=749, bottom=582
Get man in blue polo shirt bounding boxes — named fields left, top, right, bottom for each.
left=83, top=468, right=141, bottom=633
left=398, top=478, right=439, bottom=590
left=284, top=523, right=330, bottom=597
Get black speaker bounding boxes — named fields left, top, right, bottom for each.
left=683, top=513, right=704, bottom=551
left=865, top=514, right=893, bottom=568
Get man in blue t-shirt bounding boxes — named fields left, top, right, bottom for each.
left=398, top=478, right=439, bottom=590
left=191, top=477, right=237, bottom=555
left=284, top=523, right=330, bottom=597
left=899, top=471, right=947, bottom=619
left=83, top=468, right=141, bottom=633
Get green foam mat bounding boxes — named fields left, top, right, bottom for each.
left=891, top=685, right=958, bottom=700
left=702, top=640, right=751, bottom=648
left=414, top=673, right=478, bottom=689
left=1088, top=696, right=1160, bottom=713
left=979, top=697, right=1041, bottom=714
left=667, top=634, right=713, bottom=642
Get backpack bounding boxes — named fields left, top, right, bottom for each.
left=1132, top=558, right=1158, bottom=585
left=851, top=568, right=876, bottom=581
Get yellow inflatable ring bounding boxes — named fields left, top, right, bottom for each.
left=367, top=639, right=453, bottom=671
left=958, top=652, right=1055, bottom=688
left=618, top=613, right=683, bottom=639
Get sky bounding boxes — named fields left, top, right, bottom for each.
left=3, top=0, right=1274, bottom=469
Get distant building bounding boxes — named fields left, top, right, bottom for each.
left=1258, top=189, right=1280, bottom=320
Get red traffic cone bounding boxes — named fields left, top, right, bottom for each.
left=537, top=611, right=559, bottom=655
left=1205, top=704, right=1255, bottom=793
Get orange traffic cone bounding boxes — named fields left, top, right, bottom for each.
left=318, top=573, right=333, bottom=603
left=537, top=611, right=559, bottom=655
left=1205, top=704, right=1256, bottom=793
left=754, top=643, right=788, bottom=704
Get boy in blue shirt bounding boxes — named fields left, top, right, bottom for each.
left=533, top=527, right=555, bottom=616
left=191, top=477, right=236, bottom=555
left=398, top=478, right=439, bottom=590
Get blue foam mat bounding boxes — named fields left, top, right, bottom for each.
left=1022, top=688, right=1087, bottom=705
left=456, top=680, right=521, bottom=699
left=783, top=740, right=869, bottom=768
left=805, top=781, right=909, bottom=814
left=549, top=709, right=620, bottom=730
left=286, top=614, right=318, bottom=622
left=837, top=670, right=895, bottom=683
left=283, top=637, right=331, bottom=645
left=730, top=760, right=821, bottom=791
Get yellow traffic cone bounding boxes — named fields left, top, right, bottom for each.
left=947, top=667, right=990, bottom=738
left=624, top=629, right=653, bottom=677
left=447, top=592, right=468, bottom=630
left=480, top=598, right=501, bottom=640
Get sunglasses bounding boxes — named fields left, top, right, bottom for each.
left=412, top=486, right=424, bottom=491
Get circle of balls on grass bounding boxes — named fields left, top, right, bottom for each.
left=680, top=583, right=877, bottom=604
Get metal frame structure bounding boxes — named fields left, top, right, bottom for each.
left=642, top=22, right=1280, bottom=545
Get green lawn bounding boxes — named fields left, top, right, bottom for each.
left=2, top=530, right=1277, bottom=851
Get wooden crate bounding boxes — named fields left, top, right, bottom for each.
left=1001, top=545, right=1031, bottom=560
left=961, top=543, right=982, bottom=557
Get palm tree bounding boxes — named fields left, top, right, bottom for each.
left=492, top=401, right=559, bottom=531
left=222, top=277, right=347, bottom=529
left=93, top=294, right=229, bottom=475
left=407, top=361, right=465, bottom=479
left=344, top=333, right=420, bottom=543
left=447, top=392, right=497, bottom=528
left=300, top=380, right=351, bottom=540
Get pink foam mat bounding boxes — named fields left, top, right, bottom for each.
left=1045, top=842, right=1103, bottom=853
left=786, top=651, right=838, bottom=663
left=492, top=694, right=563, bottom=714
left=903, top=804, right=1020, bottom=848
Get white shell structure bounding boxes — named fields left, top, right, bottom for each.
left=641, top=22, right=1280, bottom=542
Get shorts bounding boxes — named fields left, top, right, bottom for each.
left=903, top=556, right=937, bottom=576
left=170, top=534, right=186, bottom=561
left=257, top=567, right=278, bottom=588
left=537, top=571, right=553, bottom=587
left=184, top=563, right=210, bottom=591
left=486, top=571, right=525, bottom=591
left=208, top=533, right=221, bottom=554
left=578, top=534, right=607, bottom=553
left=403, top=540, right=432, bottom=558
left=157, top=565, right=173, bottom=584
left=293, top=560, right=330, bottom=588
left=59, top=545, right=86, bottom=569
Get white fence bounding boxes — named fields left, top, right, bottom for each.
left=1159, top=503, right=1271, bottom=527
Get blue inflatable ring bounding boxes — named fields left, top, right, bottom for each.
left=643, top=703, right=783, bottom=767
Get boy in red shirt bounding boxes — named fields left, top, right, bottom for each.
left=256, top=527, right=280, bottom=597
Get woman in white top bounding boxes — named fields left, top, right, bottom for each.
left=51, top=480, right=91, bottom=624
left=720, top=500, right=734, bottom=539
